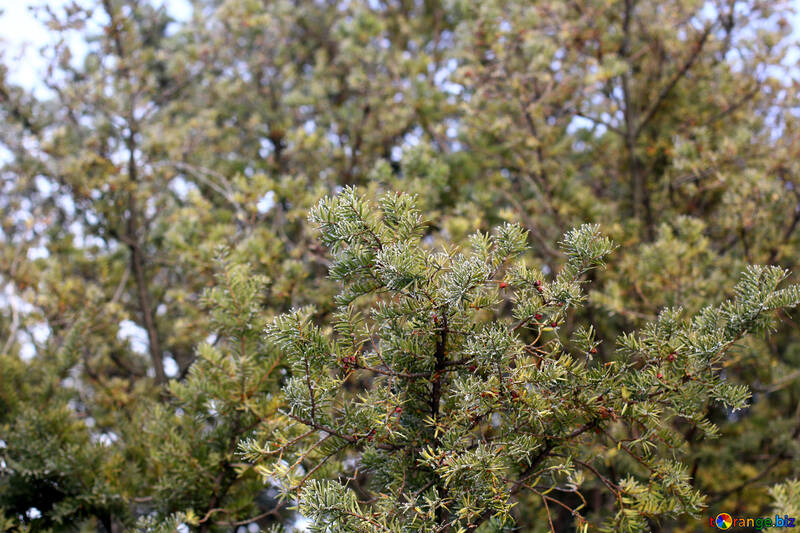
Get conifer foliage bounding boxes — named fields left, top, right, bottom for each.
left=2, top=0, right=800, bottom=529
left=245, top=189, right=800, bottom=532
left=135, top=253, right=285, bottom=530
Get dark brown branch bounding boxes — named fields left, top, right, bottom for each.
left=102, top=0, right=165, bottom=384
left=620, top=0, right=645, bottom=229
left=634, top=23, right=713, bottom=138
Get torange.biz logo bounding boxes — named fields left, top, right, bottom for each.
left=714, top=513, right=733, bottom=529
left=710, top=513, right=796, bottom=529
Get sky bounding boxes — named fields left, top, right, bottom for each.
left=0, top=1, right=83, bottom=96
left=0, top=0, right=193, bottom=97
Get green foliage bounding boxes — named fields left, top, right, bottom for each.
left=130, top=253, right=286, bottom=528
left=247, top=190, right=800, bottom=532
left=0, top=331, right=127, bottom=531
left=1, top=0, right=799, bottom=530
left=769, top=479, right=800, bottom=517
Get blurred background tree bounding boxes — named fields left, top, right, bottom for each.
left=0, top=0, right=798, bottom=530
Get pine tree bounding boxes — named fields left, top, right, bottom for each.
left=246, top=188, right=800, bottom=532
left=447, top=0, right=800, bottom=523
left=131, top=253, right=286, bottom=530
left=1, top=0, right=460, bottom=528
left=1, top=0, right=799, bottom=530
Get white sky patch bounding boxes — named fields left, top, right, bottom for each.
left=257, top=190, right=276, bottom=214
left=567, top=115, right=599, bottom=134
left=94, top=431, right=119, bottom=447
left=118, top=319, right=149, bottom=354
left=206, top=399, right=219, bottom=417
left=163, top=355, right=179, bottom=378
left=27, top=245, right=49, bottom=260
left=169, top=176, right=197, bottom=201
left=19, top=342, right=36, bottom=363
left=0, top=0, right=193, bottom=95
left=390, top=146, right=403, bottom=161
left=34, top=175, right=56, bottom=195
left=0, top=0, right=90, bottom=99
left=288, top=515, right=311, bottom=532
left=0, top=2, right=60, bottom=94
left=2, top=283, right=40, bottom=360
left=30, top=321, right=51, bottom=344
